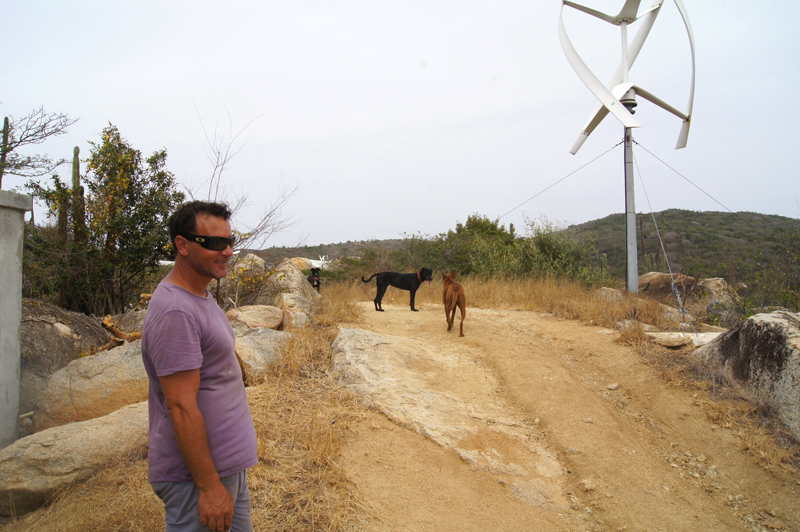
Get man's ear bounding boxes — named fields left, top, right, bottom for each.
left=174, top=236, right=191, bottom=257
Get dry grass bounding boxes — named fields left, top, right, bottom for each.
left=412, top=274, right=679, bottom=330
left=1, top=288, right=368, bottom=532
left=365, top=274, right=800, bottom=474
left=4, top=275, right=796, bottom=531
left=0, top=448, right=164, bottom=531
left=245, top=281, right=369, bottom=530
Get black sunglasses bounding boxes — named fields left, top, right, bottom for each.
left=180, top=233, right=236, bottom=251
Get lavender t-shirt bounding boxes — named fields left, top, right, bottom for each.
left=141, top=282, right=258, bottom=483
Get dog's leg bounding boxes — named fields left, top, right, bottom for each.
left=445, top=293, right=455, bottom=331
left=409, top=287, right=419, bottom=311
left=458, top=298, right=465, bottom=337
left=374, top=282, right=387, bottom=311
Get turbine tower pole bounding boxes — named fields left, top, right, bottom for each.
left=624, top=123, right=638, bottom=292
left=620, top=19, right=639, bottom=293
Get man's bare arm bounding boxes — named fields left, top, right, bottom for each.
left=160, top=369, right=234, bottom=532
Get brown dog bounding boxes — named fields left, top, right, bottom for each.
left=442, top=270, right=466, bottom=337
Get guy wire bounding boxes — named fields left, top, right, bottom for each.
left=497, top=141, right=622, bottom=221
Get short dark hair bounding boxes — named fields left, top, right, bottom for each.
left=168, top=201, right=232, bottom=246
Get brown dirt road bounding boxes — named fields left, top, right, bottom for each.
left=339, top=302, right=800, bottom=532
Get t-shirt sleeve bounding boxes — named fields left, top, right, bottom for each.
left=146, top=309, right=204, bottom=377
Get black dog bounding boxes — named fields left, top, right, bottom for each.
left=361, top=268, right=433, bottom=311
left=307, top=267, right=321, bottom=292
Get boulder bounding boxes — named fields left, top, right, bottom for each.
left=645, top=332, right=694, bottom=348
left=19, top=299, right=110, bottom=416
left=234, top=252, right=267, bottom=273
left=332, top=328, right=567, bottom=510
left=271, top=259, right=322, bottom=315
left=227, top=305, right=285, bottom=334
left=235, top=328, right=291, bottom=384
left=272, top=292, right=318, bottom=317
left=109, top=309, right=147, bottom=334
left=0, top=402, right=148, bottom=516
left=32, top=340, right=148, bottom=432
left=646, top=331, right=724, bottom=348
left=597, top=287, right=624, bottom=301
left=290, top=257, right=313, bottom=271
left=697, top=277, right=736, bottom=303
left=281, top=309, right=309, bottom=329
left=692, top=311, right=800, bottom=439
left=615, top=319, right=658, bottom=332
left=639, top=272, right=697, bottom=298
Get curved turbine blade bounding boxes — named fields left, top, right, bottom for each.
left=559, top=5, right=641, bottom=133
left=562, top=0, right=643, bottom=24
left=569, top=5, right=661, bottom=154
left=570, top=104, right=609, bottom=154
left=673, top=0, right=696, bottom=149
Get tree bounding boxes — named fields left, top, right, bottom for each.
left=186, top=109, right=297, bottom=251
left=25, top=124, right=185, bottom=315
left=0, top=106, right=77, bottom=188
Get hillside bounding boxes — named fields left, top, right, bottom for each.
left=252, top=239, right=406, bottom=266
left=256, top=210, right=800, bottom=287
left=570, top=209, right=800, bottom=281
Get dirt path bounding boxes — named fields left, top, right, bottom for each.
left=339, top=302, right=800, bottom=532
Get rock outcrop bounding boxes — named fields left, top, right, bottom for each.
left=20, top=299, right=110, bottom=416
left=290, top=257, right=313, bottom=271
left=227, top=305, right=285, bottom=334
left=236, top=328, right=292, bottom=384
left=0, top=402, right=148, bottom=516
left=32, top=340, right=148, bottom=432
left=332, top=328, right=566, bottom=510
left=692, top=311, right=800, bottom=439
left=109, top=309, right=147, bottom=335
left=271, top=259, right=322, bottom=317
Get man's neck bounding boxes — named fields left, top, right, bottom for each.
left=164, top=260, right=212, bottom=297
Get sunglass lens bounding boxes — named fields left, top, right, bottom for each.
left=207, top=236, right=236, bottom=251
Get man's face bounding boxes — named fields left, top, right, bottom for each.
left=181, top=214, right=234, bottom=281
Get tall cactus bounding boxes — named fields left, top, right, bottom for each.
left=0, top=117, right=8, bottom=188
left=71, top=146, right=87, bottom=243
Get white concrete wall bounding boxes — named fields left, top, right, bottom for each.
left=0, top=190, right=32, bottom=449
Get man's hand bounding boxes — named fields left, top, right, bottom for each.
left=199, top=481, right=235, bottom=532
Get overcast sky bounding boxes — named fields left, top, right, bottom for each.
left=3, top=1, right=798, bottom=248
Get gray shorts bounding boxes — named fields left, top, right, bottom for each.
left=151, top=470, right=253, bottom=532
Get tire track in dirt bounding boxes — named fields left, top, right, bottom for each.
left=339, top=303, right=800, bottom=532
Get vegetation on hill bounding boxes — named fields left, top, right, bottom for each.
left=570, top=209, right=800, bottom=311
left=260, top=214, right=614, bottom=288
left=266, top=209, right=800, bottom=314
left=570, top=209, right=800, bottom=280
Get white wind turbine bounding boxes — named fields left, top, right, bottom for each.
left=559, top=0, right=695, bottom=292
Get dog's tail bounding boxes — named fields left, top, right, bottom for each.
left=361, top=273, right=379, bottom=283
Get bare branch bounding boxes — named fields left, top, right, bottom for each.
left=187, top=107, right=297, bottom=249
left=8, top=106, right=77, bottom=149
left=1, top=106, right=78, bottom=184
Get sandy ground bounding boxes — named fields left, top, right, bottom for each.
left=339, top=302, right=800, bottom=532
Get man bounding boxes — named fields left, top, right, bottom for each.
left=142, top=201, right=258, bottom=532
